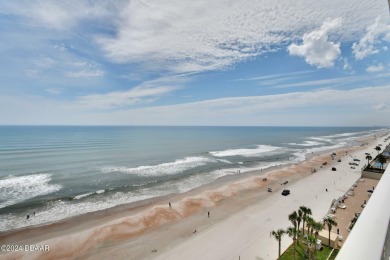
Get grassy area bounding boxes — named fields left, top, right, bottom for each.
left=280, top=241, right=338, bottom=260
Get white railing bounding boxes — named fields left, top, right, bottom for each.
left=336, top=167, right=390, bottom=260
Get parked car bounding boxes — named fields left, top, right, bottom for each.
left=332, top=167, right=337, bottom=171
left=350, top=166, right=355, bottom=169
left=267, top=188, right=272, bottom=192
left=281, top=189, right=290, bottom=196
left=337, top=159, right=341, bottom=162
left=353, top=158, right=360, bottom=162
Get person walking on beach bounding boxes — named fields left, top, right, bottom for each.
left=326, top=188, right=328, bottom=192
left=208, top=211, right=210, bottom=218
left=169, top=202, right=171, bottom=209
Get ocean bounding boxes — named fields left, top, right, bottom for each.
left=0, top=126, right=385, bottom=231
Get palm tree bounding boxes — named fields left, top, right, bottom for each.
left=377, top=154, right=387, bottom=169
left=323, top=217, right=337, bottom=248
left=286, top=227, right=298, bottom=260
left=271, top=229, right=286, bottom=260
left=300, top=206, right=312, bottom=237
left=365, top=154, right=372, bottom=166
left=297, top=209, right=303, bottom=237
left=304, top=216, right=314, bottom=258
left=375, top=146, right=381, bottom=155
left=288, top=211, right=298, bottom=238
left=312, top=221, right=324, bottom=260
left=305, top=216, right=314, bottom=236
left=306, top=234, right=317, bottom=260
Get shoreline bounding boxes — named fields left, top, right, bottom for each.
left=0, top=130, right=388, bottom=259
left=0, top=134, right=363, bottom=234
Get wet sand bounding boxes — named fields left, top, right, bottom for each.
left=0, top=131, right=388, bottom=260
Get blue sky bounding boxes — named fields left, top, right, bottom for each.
left=0, top=0, right=390, bottom=126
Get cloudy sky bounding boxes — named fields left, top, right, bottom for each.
left=0, top=0, right=390, bottom=126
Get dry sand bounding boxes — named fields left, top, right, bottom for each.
left=0, top=131, right=388, bottom=260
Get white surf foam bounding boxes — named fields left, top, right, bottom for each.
left=210, top=145, right=282, bottom=157
left=308, top=137, right=334, bottom=143
left=0, top=174, right=61, bottom=209
left=305, top=142, right=347, bottom=154
left=74, top=192, right=93, bottom=200
left=309, top=131, right=372, bottom=143
left=290, top=141, right=349, bottom=163
left=322, top=132, right=358, bottom=138
left=0, top=190, right=163, bottom=232
left=101, top=156, right=220, bottom=177
left=0, top=160, right=286, bottom=232
left=288, top=141, right=324, bottom=147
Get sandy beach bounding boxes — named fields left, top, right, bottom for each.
left=0, top=131, right=388, bottom=260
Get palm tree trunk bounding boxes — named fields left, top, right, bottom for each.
left=328, top=229, right=331, bottom=248
left=278, top=238, right=281, bottom=260
left=293, top=238, right=296, bottom=260
left=305, top=239, right=310, bottom=259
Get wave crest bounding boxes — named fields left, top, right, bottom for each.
left=0, top=173, right=61, bottom=209
left=210, top=145, right=282, bottom=157
left=101, top=156, right=224, bottom=177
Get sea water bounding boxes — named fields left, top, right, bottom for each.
left=0, top=126, right=385, bottom=231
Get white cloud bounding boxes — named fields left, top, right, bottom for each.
left=76, top=86, right=179, bottom=109
left=2, top=0, right=388, bottom=76
left=343, top=58, right=353, bottom=71
left=352, top=16, right=390, bottom=60
left=1, top=1, right=122, bottom=30
left=65, top=70, right=105, bottom=78
left=366, top=63, right=384, bottom=73
left=288, top=18, right=342, bottom=68
left=65, top=60, right=105, bottom=78
left=25, top=69, right=39, bottom=78
left=32, top=57, right=56, bottom=68
left=275, top=76, right=354, bottom=88
left=374, top=103, right=387, bottom=111
left=2, top=85, right=390, bottom=126
left=46, top=88, right=62, bottom=95
left=97, top=0, right=388, bottom=74
left=74, top=77, right=187, bottom=109
left=53, top=43, right=68, bottom=52
left=89, top=85, right=390, bottom=126
left=233, top=70, right=313, bottom=82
